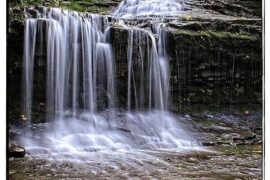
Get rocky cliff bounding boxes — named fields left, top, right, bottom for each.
left=8, top=0, right=262, bottom=122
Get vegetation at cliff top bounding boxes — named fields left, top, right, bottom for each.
left=11, top=0, right=116, bottom=14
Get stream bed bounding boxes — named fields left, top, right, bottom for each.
left=9, top=112, right=262, bottom=179
left=9, top=145, right=262, bottom=179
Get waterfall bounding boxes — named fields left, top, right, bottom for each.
left=112, top=0, right=184, bottom=19
left=125, top=26, right=169, bottom=111
left=114, top=1, right=171, bottom=111
left=23, top=8, right=116, bottom=121
left=22, top=19, right=37, bottom=124
left=21, top=0, right=195, bottom=155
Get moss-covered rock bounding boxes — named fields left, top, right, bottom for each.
left=16, top=0, right=121, bottom=14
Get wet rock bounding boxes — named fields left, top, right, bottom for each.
left=197, top=0, right=262, bottom=18
left=166, top=158, right=173, bottom=162
left=202, top=141, right=216, bottom=146
left=244, top=110, right=250, bottom=115
left=206, top=125, right=232, bottom=133
left=220, top=133, right=242, bottom=141
left=187, top=157, right=198, bottom=163
left=191, top=112, right=262, bottom=147
left=218, top=133, right=242, bottom=146
left=238, top=129, right=256, bottom=140
left=9, top=144, right=25, bottom=158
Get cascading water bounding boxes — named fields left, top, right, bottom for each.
left=125, top=26, right=169, bottom=111
left=112, top=0, right=185, bottom=19
left=21, top=0, right=198, bottom=160
left=22, top=19, right=37, bottom=124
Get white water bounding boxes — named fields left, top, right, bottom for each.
left=24, top=8, right=116, bottom=117
left=22, top=19, right=37, bottom=123
left=112, top=0, right=185, bottom=19
left=125, top=26, right=169, bottom=111
left=21, top=0, right=199, bottom=160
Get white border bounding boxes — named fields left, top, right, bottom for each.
left=0, top=0, right=267, bottom=179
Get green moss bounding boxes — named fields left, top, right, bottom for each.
left=209, top=31, right=257, bottom=40
left=175, top=30, right=206, bottom=37
left=61, top=1, right=111, bottom=14
left=219, top=145, right=262, bottom=156
left=21, top=0, right=57, bottom=6
left=63, top=2, right=86, bottom=12
left=175, top=30, right=257, bottom=41
left=17, top=0, right=111, bottom=14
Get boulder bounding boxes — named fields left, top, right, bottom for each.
left=9, top=144, right=25, bottom=158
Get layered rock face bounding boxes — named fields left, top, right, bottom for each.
left=168, top=24, right=262, bottom=112
left=110, top=3, right=262, bottom=113
left=8, top=0, right=262, bottom=122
